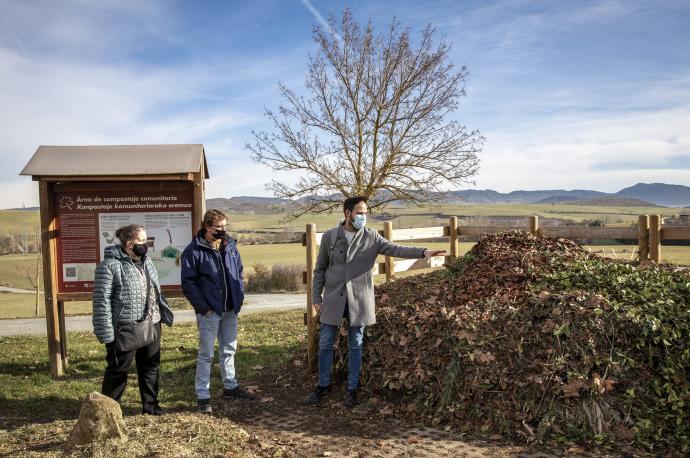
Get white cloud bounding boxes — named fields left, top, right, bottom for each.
left=3, top=0, right=690, bottom=210
left=0, top=46, right=301, bottom=208
left=474, top=103, right=690, bottom=192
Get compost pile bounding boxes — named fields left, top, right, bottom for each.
left=337, top=231, right=690, bottom=451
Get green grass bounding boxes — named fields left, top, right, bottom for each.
left=225, top=202, right=681, bottom=231
left=0, top=210, right=40, bottom=235
left=0, top=309, right=304, bottom=424
left=0, top=292, right=48, bottom=318
left=1, top=240, right=687, bottom=319
left=583, top=244, right=690, bottom=264
left=0, top=253, right=40, bottom=289
left=5, top=203, right=680, bottom=236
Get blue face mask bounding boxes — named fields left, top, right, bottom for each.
left=352, top=214, right=366, bottom=230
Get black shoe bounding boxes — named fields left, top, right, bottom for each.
left=223, top=386, right=259, bottom=401
left=197, top=398, right=213, bottom=414
left=303, top=385, right=331, bottom=405
left=345, top=389, right=358, bottom=408
left=142, top=405, right=164, bottom=416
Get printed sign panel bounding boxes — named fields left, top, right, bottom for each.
left=54, top=183, right=194, bottom=293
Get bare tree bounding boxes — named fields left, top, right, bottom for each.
left=248, top=9, right=483, bottom=220
left=16, top=227, right=42, bottom=316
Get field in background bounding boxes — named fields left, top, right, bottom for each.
left=1, top=203, right=688, bottom=319
left=2, top=241, right=689, bottom=319
left=1, top=203, right=683, bottom=235
left=0, top=210, right=40, bottom=235
left=221, top=202, right=682, bottom=232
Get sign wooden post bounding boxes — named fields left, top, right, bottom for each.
left=383, top=221, right=394, bottom=282
left=305, top=223, right=318, bottom=373
left=58, top=300, right=68, bottom=369
left=638, top=215, right=649, bottom=261
left=39, top=181, right=63, bottom=377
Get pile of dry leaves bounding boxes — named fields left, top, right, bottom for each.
left=333, top=231, right=689, bottom=453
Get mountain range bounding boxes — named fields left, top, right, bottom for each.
left=444, top=183, right=690, bottom=206
left=206, top=183, right=690, bottom=210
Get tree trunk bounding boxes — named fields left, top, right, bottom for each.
left=35, top=233, right=41, bottom=317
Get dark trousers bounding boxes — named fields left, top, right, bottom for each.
left=102, top=322, right=161, bottom=411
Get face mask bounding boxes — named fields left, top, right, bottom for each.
left=352, top=214, right=366, bottom=230
left=212, top=230, right=227, bottom=240
left=132, top=243, right=148, bottom=257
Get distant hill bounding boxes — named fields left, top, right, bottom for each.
left=7, top=183, right=687, bottom=212
left=614, top=183, right=690, bottom=207
left=450, top=183, right=688, bottom=207
left=534, top=195, right=582, bottom=204
left=447, top=189, right=606, bottom=204
left=206, top=196, right=291, bottom=213
left=565, top=197, right=662, bottom=207
left=202, top=184, right=687, bottom=211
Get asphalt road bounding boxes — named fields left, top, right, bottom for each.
left=0, top=293, right=306, bottom=337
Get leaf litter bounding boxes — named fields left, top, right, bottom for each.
left=333, top=231, right=689, bottom=454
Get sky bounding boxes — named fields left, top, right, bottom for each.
left=0, top=0, right=689, bottom=209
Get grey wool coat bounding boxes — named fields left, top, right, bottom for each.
left=92, top=245, right=174, bottom=344
left=312, top=225, right=426, bottom=327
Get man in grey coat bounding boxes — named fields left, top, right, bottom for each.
left=304, top=196, right=446, bottom=407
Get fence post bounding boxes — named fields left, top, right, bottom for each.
left=638, top=215, right=649, bottom=261
left=529, top=215, right=539, bottom=236
left=449, top=216, right=459, bottom=261
left=305, top=224, right=318, bottom=373
left=384, top=221, right=394, bottom=282
left=649, top=215, right=661, bottom=263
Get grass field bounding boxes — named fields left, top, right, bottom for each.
left=0, top=210, right=40, bottom=236
left=0, top=253, right=39, bottom=289
left=2, top=203, right=683, bottom=235
left=212, top=202, right=683, bottom=232
left=2, top=240, right=687, bottom=319
left=1, top=204, right=687, bottom=319
left=0, top=309, right=304, bottom=422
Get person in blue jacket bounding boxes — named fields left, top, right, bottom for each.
left=181, top=209, right=258, bottom=413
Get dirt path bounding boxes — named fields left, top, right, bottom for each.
left=212, top=357, right=570, bottom=458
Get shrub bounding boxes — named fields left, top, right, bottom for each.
left=270, top=264, right=304, bottom=292
left=245, top=263, right=304, bottom=293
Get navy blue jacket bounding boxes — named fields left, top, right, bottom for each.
left=181, top=232, right=245, bottom=315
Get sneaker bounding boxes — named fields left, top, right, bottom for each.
left=197, top=398, right=213, bottom=414
left=303, top=385, right=331, bottom=405
left=344, top=389, right=358, bottom=408
left=142, top=405, right=164, bottom=416
left=223, top=386, right=259, bottom=401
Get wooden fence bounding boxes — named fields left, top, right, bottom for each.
left=301, top=215, right=690, bottom=371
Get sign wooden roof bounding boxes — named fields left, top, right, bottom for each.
left=20, top=144, right=209, bottom=178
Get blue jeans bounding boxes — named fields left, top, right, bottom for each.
left=318, top=323, right=365, bottom=391
left=195, top=311, right=239, bottom=400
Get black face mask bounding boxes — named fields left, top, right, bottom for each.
left=132, top=243, right=148, bottom=257
left=212, top=230, right=227, bottom=240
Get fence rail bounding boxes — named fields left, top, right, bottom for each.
left=300, top=214, right=690, bottom=371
